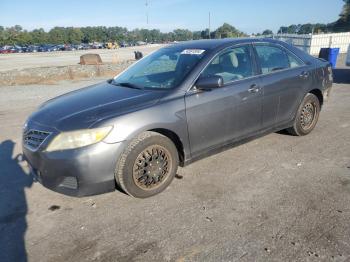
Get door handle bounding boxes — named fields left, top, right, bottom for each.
left=299, top=71, right=309, bottom=79
left=248, top=84, right=260, bottom=93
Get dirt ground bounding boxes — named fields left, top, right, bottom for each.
left=0, top=44, right=163, bottom=72
left=0, top=70, right=350, bottom=261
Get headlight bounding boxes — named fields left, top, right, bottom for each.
left=46, top=126, right=113, bottom=152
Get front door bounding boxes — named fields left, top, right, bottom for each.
left=185, top=44, right=262, bottom=157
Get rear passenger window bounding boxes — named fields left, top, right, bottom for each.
left=201, top=45, right=254, bottom=84
left=255, top=44, right=304, bottom=74
left=287, top=52, right=304, bottom=68
left=255, top=45, right=290, bottom=74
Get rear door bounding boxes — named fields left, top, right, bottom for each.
left=253, top=43, right=312, bottom=128
left=185, top=44, right=262, bottom=156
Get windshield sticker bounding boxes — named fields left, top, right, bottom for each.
left=181, top=49, right=205, bottom=55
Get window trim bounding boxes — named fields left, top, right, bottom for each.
left=252, top=42, right=307, bottom=76
left=189, top=43, right=258, bottom=91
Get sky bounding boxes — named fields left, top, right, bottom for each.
left=0, top=0, right=345, bottom=34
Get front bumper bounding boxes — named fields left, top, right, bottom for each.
left=23, top=141, right=126, bottom=197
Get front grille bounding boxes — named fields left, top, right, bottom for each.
left=23, top=129, right=51, bottom=150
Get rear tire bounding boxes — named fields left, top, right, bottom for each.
left=286, top=93, right=320, bottom=136
left=115, top=131, right=179, bottom=198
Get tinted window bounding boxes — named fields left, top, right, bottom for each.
left=255, top=45, right=290, bottom=74
left=201, top=45, right=254, bottom=84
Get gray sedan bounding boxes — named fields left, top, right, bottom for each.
left=22, top=38, right=333, bottom=198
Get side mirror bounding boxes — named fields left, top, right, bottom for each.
left=195, top=75, right=223, bottom=91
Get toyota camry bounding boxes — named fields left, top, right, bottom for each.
left=22, top=38, right=333, bottom=198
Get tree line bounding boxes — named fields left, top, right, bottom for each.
left=0, top=23, right=246, bottom=46
left=277, top=0, right=349, bottom=34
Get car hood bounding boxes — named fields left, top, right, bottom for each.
left=29, top=81, right=166, bottom=131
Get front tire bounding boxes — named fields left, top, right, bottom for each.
left=115, top=131, right=179, bottom=198
left=286, top=93, right=321, bottom=136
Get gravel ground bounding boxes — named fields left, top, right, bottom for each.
left=0, top=44, right=163, bottom=72
left=0, top=75, right=350, bottom=262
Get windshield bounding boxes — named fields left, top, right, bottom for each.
left=113, top=46, right=207, bottom=89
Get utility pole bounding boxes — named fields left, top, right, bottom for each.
left=146, top=0, right=149, bottom=27
left=208, top=12, right=211, bottom=39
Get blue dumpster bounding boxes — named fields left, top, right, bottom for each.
left=319, top=48, right=340, bottom=69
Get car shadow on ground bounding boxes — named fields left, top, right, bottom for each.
left=0, top=140, right=32, bottom=262
left=333, top=68, right=350, bottom=84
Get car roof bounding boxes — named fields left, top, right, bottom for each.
left=168, top=38, right=281, bottom=50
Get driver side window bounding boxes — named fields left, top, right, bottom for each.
left=201, top=45, right=254, bottom=84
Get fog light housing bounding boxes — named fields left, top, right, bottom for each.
left=58, top=176, right=78, bottom=190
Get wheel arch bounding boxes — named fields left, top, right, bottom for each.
left=149, top=128, right=185, bottom=166
left=309, top=88, right=324, bottom=107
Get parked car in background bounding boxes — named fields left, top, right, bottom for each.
left=91, top=42, right=103, bottom=49
left=0, top=47, right=11, bottom=54
left=46, top=45, right=58, bottom=52
left=20, top=45, right=29, bottom=53
left=13, top=45, right=24, bottom=52
left=346, top=45, right=350, bottom=66
left=37, top=45, right=47, bottom=52
left=119, top=41, right=129, bottom=48
left=71, top=45, right=78, bottom=51
left=63, top=44, right=76, bottom=51
left=0, top=43, right=98, bottom=53
left=136, top=41, right=147, bottom=46
left=83, top=43, right=91, bottom=50
left=37, top=44, right=56, bottom=52
left=28, top=45, right=39, bottom=52
left=23, top=38, right=333, bottom=198
left=37, top=45, right=45, bottom=52
left=55, top=44, right=64, bottom=51
left=76, top=44, right=89, bottom=50
left=0, top=45, right=16, bottom=53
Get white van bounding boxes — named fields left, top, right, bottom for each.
left=346, top=45, right=350, bottom=66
